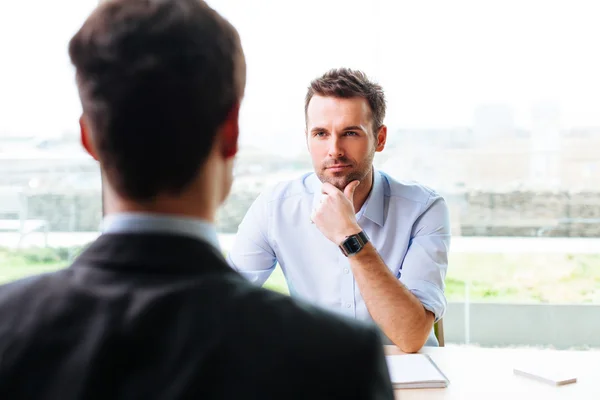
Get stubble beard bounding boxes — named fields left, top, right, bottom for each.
left=317, top=154, right=374, bottom=191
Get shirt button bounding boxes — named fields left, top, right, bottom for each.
left=343, top=268, right=349, bottom=274
left=346, top=303, right=352, bottom=308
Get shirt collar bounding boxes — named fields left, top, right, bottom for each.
left=101, top=212, right=220, bottom=250
left=308, top=169, right=385, bottom=227
left=362, top=170, right=385, bottom=226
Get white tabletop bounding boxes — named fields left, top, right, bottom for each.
left=384, top=345, right=600, bottom=399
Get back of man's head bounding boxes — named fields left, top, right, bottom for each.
left=69, top=0, right=245, bottom=201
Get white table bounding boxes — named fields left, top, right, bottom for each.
left=384, top=345, right=600, bottom=399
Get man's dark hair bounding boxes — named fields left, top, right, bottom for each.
left=69, top=0, right=244, bottom=201
left=305, top=68, right=386, bottom=134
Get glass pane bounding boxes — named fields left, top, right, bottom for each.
left=211, top=0, right=600, bottom=350
left=0, top=0, right=101, bottom=283
left=5, top=0, right=597, bottom=351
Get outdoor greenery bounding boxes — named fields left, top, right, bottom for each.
left=1, top=246, right=599, bottom=304
left=0, top=246, right=83, bottom=284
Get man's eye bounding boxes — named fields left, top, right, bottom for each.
left=315, top=131, right=327, bottom=137
left=345, top=131, right=358, bottom=136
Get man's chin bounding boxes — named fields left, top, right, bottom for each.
left=318, top=173, right=351, bottom=190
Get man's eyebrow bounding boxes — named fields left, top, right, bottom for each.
left=309, top=126, right=365, bottom=133
left=343, top=125, right=365, bottom=132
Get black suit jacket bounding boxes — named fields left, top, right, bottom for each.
left=0, top=233, right=394, bottom=399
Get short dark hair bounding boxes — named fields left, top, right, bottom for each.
left=69, top=0, right=244, bottom=201
left=305, top=68, right=386, bottom=133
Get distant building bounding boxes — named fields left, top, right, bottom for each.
left=529, top=102, right=562, bottom=188
left=473, top=104, right=517, bottom=145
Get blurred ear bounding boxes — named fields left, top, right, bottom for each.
left=80, top=116, right=99, bottom=160
left=305, top=128, right=310, bottom=151
left=221, top=103, right=240, bottom=159
left=375, top=124, right=387, bottom=152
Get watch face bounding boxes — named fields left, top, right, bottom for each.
left=346, top=237, right=362, bottom=253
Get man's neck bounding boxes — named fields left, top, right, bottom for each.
left=107, top=206, right=215, bottom=223
left=353, top=169, right=375, bottom=213
left=103, top=191, right=217, bottom=223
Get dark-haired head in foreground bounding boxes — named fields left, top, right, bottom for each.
left=71, top=0, right=245, bottom=217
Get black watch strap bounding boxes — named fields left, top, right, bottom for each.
left=339, top=231, right=369, bottom=257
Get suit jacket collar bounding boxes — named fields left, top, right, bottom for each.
left=72, top=232, right=234, bottom=276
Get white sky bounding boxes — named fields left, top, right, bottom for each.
left=1, top=0, right=599, bottom=151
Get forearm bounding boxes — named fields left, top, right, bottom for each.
left=349, top=243, right=434, bottom=353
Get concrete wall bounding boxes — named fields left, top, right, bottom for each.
left=5, top=189, right=600, bottom=236
left=457, top=191, right=600, bottom=237
left=444, top=302, right=600, bottom=349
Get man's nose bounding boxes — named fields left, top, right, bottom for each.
left=327, top=136, right=344, bottom=158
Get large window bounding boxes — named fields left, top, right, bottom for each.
left=211, top=0, right=600, bottom=350
left=0, top=0, right=101, bottom=278
left=1, top=0, right=598, bottom=350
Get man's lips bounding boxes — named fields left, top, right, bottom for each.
left=326, top=165, right=351, bottom=172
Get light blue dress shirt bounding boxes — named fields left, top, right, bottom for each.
left=227, top=170, right=450, bottom=346
left=101, top=212, right=220, bottom=250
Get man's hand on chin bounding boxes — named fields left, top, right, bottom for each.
left=311, top=180, right=362, bottom=245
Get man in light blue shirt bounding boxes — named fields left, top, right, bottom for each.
left=228, top=68, right=451, bottom=352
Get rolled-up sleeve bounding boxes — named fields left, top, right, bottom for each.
left=226, top=191, right=277, bottom=286
left=399, top=196, right=450, bottom=322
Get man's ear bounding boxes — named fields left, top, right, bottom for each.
left=305, top=128, right=310, bottom=151
left=221, top=103, right=240, bottom=159
left=80, top=116, right=99, bottom=160
left=375, top=124, right=387, bottom=152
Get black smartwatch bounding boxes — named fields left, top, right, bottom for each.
left=339, top=231, right=369, bottom=257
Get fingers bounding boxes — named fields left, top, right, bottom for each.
left=320, top=182, right=339, bottom=195
left=343, top=180, right=360, bottom=201
left=321, top=181, right=361, bottom=198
